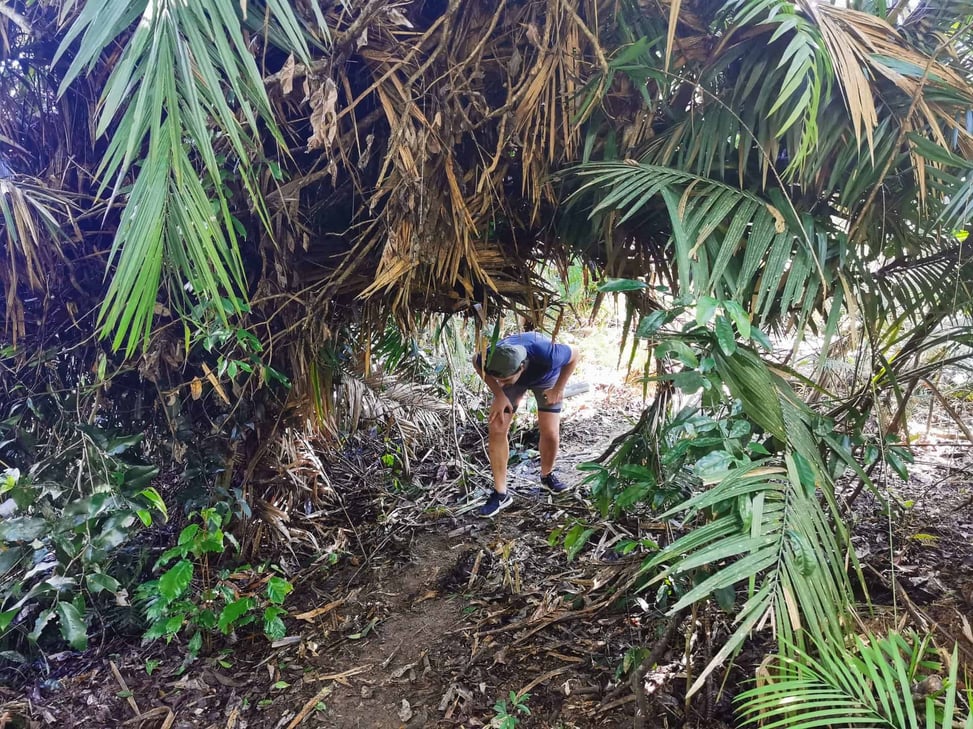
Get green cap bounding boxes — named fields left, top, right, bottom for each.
left=485, top=343, right=527, bottom=377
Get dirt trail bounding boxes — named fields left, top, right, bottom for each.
left=309, top=383, right=643, bottom=729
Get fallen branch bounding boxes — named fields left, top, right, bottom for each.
left=109, top=660, right=140, bottom=717
left=631, top=611, right=685, bottom=728
left=285, top=685, right=334, bottom=729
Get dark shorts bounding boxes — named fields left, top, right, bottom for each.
left=503, top=373, right=562, bottom=414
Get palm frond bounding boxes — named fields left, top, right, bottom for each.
left=737, top=633, right=973, bottom=729
left=646, top=455, right=853, bottom=697
left=571, top=161, right=828, bottom=327
left=0, top=178, right=77, bottom=345
left=54, top=0, right=313, bottom=353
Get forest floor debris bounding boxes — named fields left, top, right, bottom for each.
left=2, top=354, right=973, bottom=728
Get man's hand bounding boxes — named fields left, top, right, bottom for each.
left=489, top=396, right=514, bottom=426
left=542, top=385, right=565, bottom=406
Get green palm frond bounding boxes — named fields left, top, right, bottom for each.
left=719, top=0, right=831, bottom=177
left=864, top=244, right=973, bottom=326
left=53, top=0, right=316, bottom=353
left=646, top=455, right=853, bottom=697
left=737, top=633, right=973, bottom=729
left=571, top=162, right=826, bottom=327
left=639, top=341, right=860, bottom=697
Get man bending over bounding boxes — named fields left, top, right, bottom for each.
left=473, top=332, right=579, bottom=518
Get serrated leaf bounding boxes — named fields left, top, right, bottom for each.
left=266, top=577, right=293, bottom=605
left=158, top=560, right=193, bottom=601
left=178, top=524, right=200, bottom=546
left=218, top=597, right=254, bottom=633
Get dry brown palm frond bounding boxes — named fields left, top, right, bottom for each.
left=255, top=0, right=611, bottom=331
left=276, top=428, right=337, bottom=506
left=0, top=178, right=78, bottom=345
left=338, top=372, right=449, bottom=442
left=809, top=3, right=973, bottom=158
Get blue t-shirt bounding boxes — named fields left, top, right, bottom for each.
left=494, top=332, right=573, bottom=388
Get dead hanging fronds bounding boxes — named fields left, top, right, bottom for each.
left=339, top=373, right=450, bottom=443
left=0, top=178, right=79, bottom=345
left=276, top=428, right=337, bottom=506
left=259, top=0, right=611, bottom=326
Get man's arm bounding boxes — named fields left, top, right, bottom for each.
left=473, top=356, right=508, bottom=398
left=473, top=356, right=514, bottom=422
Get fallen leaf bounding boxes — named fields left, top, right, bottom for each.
left=960, top=612, right=973, bottom=645
left=397, top=699, right=413, bottom=722
left=307, top=78, right=339, bottom=152
left=280, top=54, right=296, bottom=95
left=295, top=599, right=343, bottom=622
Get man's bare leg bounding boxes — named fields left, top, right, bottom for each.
left=537, top=410, right=561, bottom=477
left=488, top=405, right=514, bottom=493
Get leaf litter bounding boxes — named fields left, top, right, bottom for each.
left=2, top=360, right=973, bottom=728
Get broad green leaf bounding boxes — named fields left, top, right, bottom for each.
left=158, top=560, right=193, bottom=601
left=218, top=597, right=255, bottom=633
left=0, top=517, right=47, bottom=542
left=564, top=524, right=594, bottom=561
left=656, top=340, right=698, bottom=368
left=106, top=433, right=142, bottom=455
left=714, top=316, right=737, bottom=355
left=264, top=607, right=286, bottom=641
left=597, top=278, right=647, bottom=292
left=56, top=602, right=88, bottom=650
left=188, top=630, right=202, bottom=655
left=723, top=300, right=752, bottom=340
left=696, top=296, right=718, bottom=325
left=178, top=524, right=200, bottom=546
left=123, top=465, right=158, bottom=490
left=0, top=608, right=18, bottom=632
left=266, top=577, right=293, bottom=605
left=137, top=487, right=168, bottom=519
left=85, top=573, right=121, bottom=594
left=694, top=451, right=734, bottom=479
left=673, top=370, right=705, bottom=394
left=636, top=310, right=668, bottom=337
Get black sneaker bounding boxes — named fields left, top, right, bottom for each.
left=478, top=490, right=513, bottom=518
left=541, top=472, right=570, bottom=494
